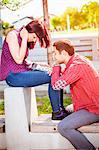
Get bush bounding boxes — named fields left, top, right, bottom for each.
left=0, top=101, right=4, bottom=115
left=0, top=21, right=14, bottom=36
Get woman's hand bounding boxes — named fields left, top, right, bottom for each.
left=33, top=63, right=52, bottom=75
left=40, top=64, right=52, bottom=75
left=20, top=27, right=28, bottom=41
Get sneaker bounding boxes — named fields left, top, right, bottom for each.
left=52, top=109, right=68, bottom=120
left=60, top=106, right=72, bottom=115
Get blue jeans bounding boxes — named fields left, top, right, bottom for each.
left=6, top=70, right=62, bottom=112
left=58, top=109, right=99, bottom=150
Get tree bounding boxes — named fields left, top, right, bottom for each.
left=0, top=20, right=14, bottom=36
left=65, top=7, right=80, bottom=29
left=0, top=0, right=33, bottom=11
left=81, top=1, right=99, bottom=28
left=60, top=7, right=85, bottom=30
left=50, top=1, right=99, bottom=30
left=51, top=16, right=61, bottom=30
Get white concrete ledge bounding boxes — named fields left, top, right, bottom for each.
left=0, top=133, right=6, bottom=149
left=0, top=132, right=99, bottom=150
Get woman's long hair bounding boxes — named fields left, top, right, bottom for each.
left=25, top=20, right=50, bottom=49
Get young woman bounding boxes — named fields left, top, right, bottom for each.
left=0, top=20, right=68, bottom=120
left=51, top=40, right=99, bottom=149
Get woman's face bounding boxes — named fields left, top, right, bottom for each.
left=28, top=33, right=37, bottom=42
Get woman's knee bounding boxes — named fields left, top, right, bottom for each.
left=44, top=73, right=51, bottom=83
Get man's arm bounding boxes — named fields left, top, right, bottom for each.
left=51, top=64, right=81, bottom=90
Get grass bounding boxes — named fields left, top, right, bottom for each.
left=35, top=95, right=71, bottom=115
left=0, top=96, right=72, bottom=115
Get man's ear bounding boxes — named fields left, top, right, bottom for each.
left=61, top=50, right=67, bottom=56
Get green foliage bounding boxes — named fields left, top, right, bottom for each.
left=85, top=56, right=92, bottom=61
left=0, top=21, right=14, bottom=36
left=0, top=96, right=72, bottom=115
left=51, top=1, right=99, bottom=30
left=81, top=1, right=99, bottom=28
left=51, top=16, right=61, bottom=30
left=0, top=101, right=4, bottom=115
left=1, top=0, right=35, bottom=11
left=1, top=0, right=23, bottom=11
left=2, top=0, right=9, bottom=4
left=2, top=22, right=11, bottom=29
left=37, top=96, right=52, bottom=114
left=37, top=96, right=72, bottom=115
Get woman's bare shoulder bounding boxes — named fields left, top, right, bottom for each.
left=6, top=30, right=17, bottom=42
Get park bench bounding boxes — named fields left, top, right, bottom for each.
left=53, top=35, right=99, bottom=61
left=0, top=35, right=99, bottom=150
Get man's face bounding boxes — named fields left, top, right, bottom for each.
left=53, top=46, right=64, bottom=64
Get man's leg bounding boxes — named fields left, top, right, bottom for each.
left=58, top=109, right=99, bottom=150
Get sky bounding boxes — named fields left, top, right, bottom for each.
left=1, top=0, right=95, bottom=24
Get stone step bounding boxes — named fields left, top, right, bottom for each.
left=0, top=114, right=99, bottom=134
left=31, top=114, right=99, bottom=133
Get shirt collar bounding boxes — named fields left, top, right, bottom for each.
left=66, top=54, right=75, bottom=68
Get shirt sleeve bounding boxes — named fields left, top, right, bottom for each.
left=51, top=64, right=81, bottom=90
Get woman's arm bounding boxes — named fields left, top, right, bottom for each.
left=6, top=28, right=28, bottom=64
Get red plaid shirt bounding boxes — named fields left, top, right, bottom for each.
left=51, top=53, right=99, bottom=114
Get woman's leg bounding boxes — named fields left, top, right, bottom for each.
left=48, top=83, right=60, bottom=112
left=6, top=71, right=62, bottom=112
left=6, top=71, right=51, bottom=87
left=58, top=109, right=99, bottom=150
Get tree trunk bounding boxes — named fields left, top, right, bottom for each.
left=42, top=0, right=53, bottom=65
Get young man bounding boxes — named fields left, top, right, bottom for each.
left=51, top=40, right=99, bottom=150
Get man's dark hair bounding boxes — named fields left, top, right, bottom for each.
left=53, top=40, right=74, bottom=56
